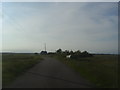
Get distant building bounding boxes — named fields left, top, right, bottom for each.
left=40, top=43, right=47, bottom=55
left=40, top=51, right=47, bottom=55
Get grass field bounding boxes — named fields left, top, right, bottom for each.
left=54, top=54, right=118, bottom=88
left=2, top=53, right=43, bottom=87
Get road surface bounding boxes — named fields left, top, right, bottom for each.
left=5, top=56, right=95, bottom=88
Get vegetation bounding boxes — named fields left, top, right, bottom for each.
left=2, top=50, right=118, bottom=88
left=40, top=51, right=47, bottom=55
left=54, top=49, right=118, bottom=88
left=2, top=53, right=43, bottom=87
left=56, top=49, right=93, bottom=59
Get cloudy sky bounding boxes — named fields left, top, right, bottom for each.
left=1, top=2, right=118, bottom=54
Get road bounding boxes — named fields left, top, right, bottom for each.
left=5, top=56, right=95, bottom=88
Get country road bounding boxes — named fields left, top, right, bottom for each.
left=5, top=56, right=95, bottom=88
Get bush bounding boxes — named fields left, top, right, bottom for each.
left=40, top=51, right=47, bottom=55
left=34, top=52, right=38, bottom=55
left=56, top=49, right=62, bottom=54
left=81, top=51, right=93, bottom=57
left=71, top=51, right=93, bottom=59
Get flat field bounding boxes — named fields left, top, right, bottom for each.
left=55, top=54, right=118, bottom=88
left=2, top=53, right=43, bottom=87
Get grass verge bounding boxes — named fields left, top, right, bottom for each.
left=54, top=54, right=118, bottom=88
left=2, top=53, right=43, bottom=87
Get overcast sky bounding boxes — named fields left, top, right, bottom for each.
left=1, top=2, right=118, bottom=54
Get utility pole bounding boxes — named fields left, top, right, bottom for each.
left=45, top=43, right=46, bottom=51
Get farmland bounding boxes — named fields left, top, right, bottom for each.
left=2, top=52, right=118, bottom=88
left=54, top=54, right=118, bottom=88
left=2, top=53, right=43, bottom=87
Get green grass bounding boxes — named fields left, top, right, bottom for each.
left=2, top=53, right=43, bottom=87
left=54, top=54, right=118, bottom=88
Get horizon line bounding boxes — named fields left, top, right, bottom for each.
left=0, top=51, right=118, bottom=55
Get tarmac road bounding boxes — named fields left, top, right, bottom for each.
left=5, top=56, right=95, bottom=88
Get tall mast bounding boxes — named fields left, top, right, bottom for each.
left=45, top=43, right=46, bottom=51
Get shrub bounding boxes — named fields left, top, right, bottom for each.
left=71, top=51, right=93, bottom=59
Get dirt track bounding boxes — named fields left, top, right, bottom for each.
left=5, top=56, right=95, bottom=88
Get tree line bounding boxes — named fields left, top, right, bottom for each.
left=35, top=48, right=93, bottom=59
left=56, top=48, right=93, bottom=59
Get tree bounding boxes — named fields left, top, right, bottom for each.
left=34, top=52, right=38, bottom=55
left=75, top=50, right=81, bottom=55
left=40, top=51, right=47, bottom=55
left=71, top=50, right=93, bottom=59
left=81, top=51, right=93, bottom=57
left=56, top=48, right=62, bottom=54
left=64, top=50, right=70, bottom=55
left=70, top=50, right=74, bottom=55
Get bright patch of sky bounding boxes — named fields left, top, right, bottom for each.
left=1, top=2, right=118, bottom=54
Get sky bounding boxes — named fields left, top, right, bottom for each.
left=1, top=0, right=120, bottom=2
left=1, top=2, right=118, bottom=54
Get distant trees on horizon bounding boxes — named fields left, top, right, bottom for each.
left=56, top=48, right=93, bottom=58
left=34, top=48, right=93, bottom=58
